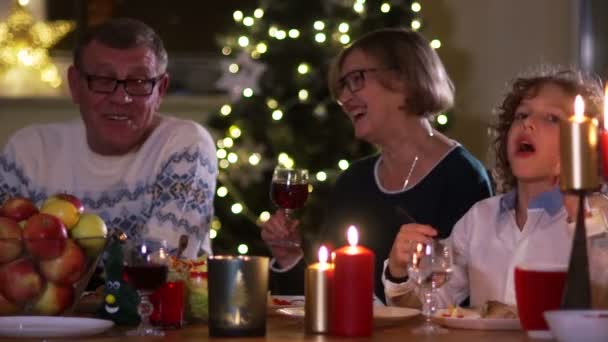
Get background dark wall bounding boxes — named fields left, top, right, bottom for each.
left=47, top=0, right=254, bottom=53
left=579, top=0, right=608, bottom=79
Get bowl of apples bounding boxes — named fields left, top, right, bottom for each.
left=0, top=195, right=108, bottom=316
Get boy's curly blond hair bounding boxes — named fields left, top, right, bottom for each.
left=490, top=67, right=603, bottom=193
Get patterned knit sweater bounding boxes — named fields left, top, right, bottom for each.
left=0, top=115, right=217, bottom=258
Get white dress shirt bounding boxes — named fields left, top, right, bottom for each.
left=384, top=188, right=580, bottom=308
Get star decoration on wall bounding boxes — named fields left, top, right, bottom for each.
left=0, top=1, right=74, bottom=88
left=216, top=51, right=267, bottom=102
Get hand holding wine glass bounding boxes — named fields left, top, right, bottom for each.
left=266, top=166, right=309, bottom=248
left=407, top=239, right=453, bottom=335
left=122, top=239, right=170, bottom=336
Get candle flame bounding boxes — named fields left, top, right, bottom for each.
left=347, top=225, right=358, bottom=247
left=574, top=95, right=585, bottom=123
left=604, top=86, right=608, bottom=130
left=318, top=245, right=328, bottom=264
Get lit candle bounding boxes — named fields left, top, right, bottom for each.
left=560, top=95, right=599, bottom=191
left=331, top=226, right=374, bottom=337
left=305, top=245, right=334, bottom=333
left=600, top=86, right=608, bottom=180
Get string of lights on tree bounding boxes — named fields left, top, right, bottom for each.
left=208, top=0, right=450, bottom=255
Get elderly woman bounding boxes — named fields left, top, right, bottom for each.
left=263, top=28, right=492, bottom=302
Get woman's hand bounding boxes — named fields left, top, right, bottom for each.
left=261, top=209, right=303, bottom=267
left=387, top=223, right=438, bottom=279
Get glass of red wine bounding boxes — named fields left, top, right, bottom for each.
left=269, top=166, right=309, bottom=247
left=123, top=239, right=169, bottom=336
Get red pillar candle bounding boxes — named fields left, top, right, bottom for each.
left=305, top=246, right=334, bottom=333
left=331, top=226, right=374, bottom=337
left=601, top=86, right=608, bottom=180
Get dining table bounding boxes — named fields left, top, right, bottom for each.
left=0, top=313, right=544, bottom=342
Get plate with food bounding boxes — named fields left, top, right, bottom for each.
left=434, top=301, right=521, bottom=330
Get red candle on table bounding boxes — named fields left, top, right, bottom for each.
left=331, top=226, right=374, bottom=337
left=601, top=86, right=608, bottom=180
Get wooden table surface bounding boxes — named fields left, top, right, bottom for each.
left=0, top=314, right=544, bottom=342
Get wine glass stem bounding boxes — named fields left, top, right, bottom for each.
left=138, top=292, right=154, bottom=329
left=422, top=288, right=434, bottom=324
left=284, top=208, right=294, bottom=220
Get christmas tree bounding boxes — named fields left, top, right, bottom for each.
left=209, top=0, right=446, bottom=255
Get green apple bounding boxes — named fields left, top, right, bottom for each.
left=69, top=213, right=107, bottom=257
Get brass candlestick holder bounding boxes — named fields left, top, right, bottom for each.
left=560, top=191, right=592, bottom=309
left=559, top=107, right=598, bottom=309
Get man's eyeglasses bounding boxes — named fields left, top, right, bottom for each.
left=80, top=71, right=164, bottom=96
left=338, top=67, right=397, bottom=94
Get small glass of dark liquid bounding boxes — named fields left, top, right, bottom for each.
left=269, top=166, right=309, bottom=248
left=123, top=240, right=169, bottom=337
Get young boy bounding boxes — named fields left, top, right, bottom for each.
left=383, top=67, right=608, bottom=309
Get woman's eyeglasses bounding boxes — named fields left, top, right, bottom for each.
left=338, top=67, right=397, bottom=94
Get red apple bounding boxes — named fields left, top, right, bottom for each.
left=70, top=213, right=108, bottom=257
left=32, top=283, right=74, bottom=315
left=0, top=291, right=20, bottom=315
left=0, top=197, right=38, bottom=222
left=40, top=239, right=87, bottom=285
left=23, top=213, right=68, bottom=260
left=0, top=217, right=23, bottom=263
left=0, top=258, right=43, bottom=304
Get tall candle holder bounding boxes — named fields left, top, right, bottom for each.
left=559, top=95, right=599, bottom=309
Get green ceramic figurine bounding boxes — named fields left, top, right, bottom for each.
left=97, top=240, right=140, bottom=325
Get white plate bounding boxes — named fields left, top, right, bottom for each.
left=269, top=295, right=305, bottom=308
left=277, top=306, right=420, bottom=323
left=434, top=308, right=521, bottom=331
left=374, top=306, right=420, bottom=322
left=0, top=316, right=114, bottom=338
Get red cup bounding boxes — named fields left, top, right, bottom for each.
left=151, top=281, right=186, bottom=328
left=514, top=264, right=567, bottom=339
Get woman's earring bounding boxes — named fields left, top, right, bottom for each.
left=423, top=118, right=434, bottom=137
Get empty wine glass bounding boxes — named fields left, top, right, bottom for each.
left=122, top=239, right=169, bottom=336
left=408, top=239, right=453, bottom=334
left=269, top=166, right=309, bottom=248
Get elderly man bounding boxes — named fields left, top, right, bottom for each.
left=0, top=18, right=217, bottom=258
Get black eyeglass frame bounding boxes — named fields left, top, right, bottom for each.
left=338, top=67, right=398, bottom=94
left=79, top=70, right=165, bottom=96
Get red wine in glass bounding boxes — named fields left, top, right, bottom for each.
left=268, top=167, right=309, bottom=248
left=271, top=182, right=309, bottom=210
left=270, top=167, right=309, bottom=214
left=123, top=241, right=170, bottom=337
left=123, top=265, right=168, bottom=292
